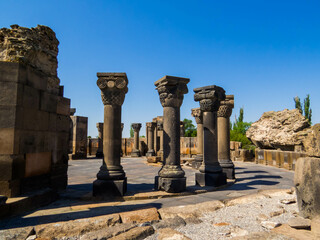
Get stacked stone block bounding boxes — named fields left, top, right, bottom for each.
left=69, top=116, right=88, bottom=159
left=0, top=25, right=70, bottom=197
left=0, top=62, right=70, bottom=197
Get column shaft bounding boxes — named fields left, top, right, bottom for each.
left=201, top=111, right=222, bottom=173
left=218, top=117, right=230, bottom=161
left=101, top=105, right=123, bottom=176
left=163, top=106, right=181, bottom=166
left=134, top=131, right=139, bottom=150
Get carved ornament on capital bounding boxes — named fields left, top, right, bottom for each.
left=131, top=123, right=142, bottom=132
left=97, top=73, right=128, bottom=106
left=194, top=85, right=226, bottom=112
left=146, top=122, right=156, bottom=131
left=155, top=76, right=189, bottom=108
left=217, top=95, right=234, bottom=118
left=157, top=121, right=163, bottom=131
left=191, top=108, right=203, bottom=124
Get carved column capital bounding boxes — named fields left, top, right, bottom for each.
left=157, top=121, right=163, bottom=131
left=97, top=73, right=128, bottom=106
left=217, top=95, right=234, bottom=118
left=146, top=122, right=156, bottom=131
left=155, top=76, right=189, bottom=108
left=131, top=123, right=142, bottom=132
left=96, top=122, right=104, bottom=132
left=191, top=108, right=203, bottom=124
left=194, top=85, right=226, bottom=112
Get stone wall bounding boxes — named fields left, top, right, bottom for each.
left=180, top=137, right=197, bottom=157
left=0, top=25, right=70, bottom=197
left=69, top=116, right=87, bottom=159
left=254, top=148, right=306, bottom=170
left=230, top=141, right=255, bottom=162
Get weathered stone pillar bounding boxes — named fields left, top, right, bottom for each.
left=157, top=119, right=164, bottom=161
left=155, top=75, right=189, bottom=193
left=131, top=123, right=142, bottom=157
left=180, top=121, right=185, bottom=137
left=93, top=73, right=128, bottom=197
left=146, top=122, right=156, bottom=156
left=194, top=85, right=227, bottom=187
left=96, top=122, right=104, bottom=158
left=191, top=108, right=203, bottom=169
left=218, top=95, right=235, bottom=179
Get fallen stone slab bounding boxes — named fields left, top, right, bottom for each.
left=288, top=216, right=311, bottom=229
left=79, top=223, right=137, bottom=240
left=272, top=224, right=313, bottom=240
left=261, top=221, right=281, bottom=229
left=0, top=226, right=34, bottom=240
left=108, top=226, right=154, bottom=240
left=153, top=216, right=186, bottom=230
left=258, top=188, right=294, bottom=198
left=269, top=209, right=286, bottom=217
left=120, top=207, right=159, bottom=224
left=35, top=213, right=120, bottom=239
left=157, top=228, right=191, bottom=240
left=224, top=193, right=267, bottom=207
left=232, top=231, right=293, bottom=240
left=158, top=200, right=224, bottom=219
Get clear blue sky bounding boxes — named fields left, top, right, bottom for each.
left=1, top=0, right=320, bottom=137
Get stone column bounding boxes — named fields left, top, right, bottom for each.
left=191, top=108, right=203, bottom=169
left=96, top=122, right=104, bottom=158
left=131, top=123, right=142, bottom=157
left=180, top=121, right=185, bottom=137
left=93, top=73, right=128, bottom=197
left=146, top=122, right=156, bottom=156
left=155, top=75, right=189, bottom=193
left=157, top=119, right=164, bottom=161
left=194, top=85, right=227, bottom=187
left=217, top=95, right=235, bottom=179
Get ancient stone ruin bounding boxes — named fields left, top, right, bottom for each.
left=0, top=25, right=70, bottom=197
left=155, top=75, right=189, bottom=193
left=194, top=85, right=227, bottom=187
left=93, top=72, right=128, bottom=197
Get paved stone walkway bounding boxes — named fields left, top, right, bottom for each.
left=0, top=157, right=294, bottom=230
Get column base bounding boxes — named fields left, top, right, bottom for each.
left=195, top=172, right=226, bottom=187
left=131, top=150, right=141, bottom=157
left=93, top=178, right=127, bottom=197
left=96, top=152, right=104, bottom=158
left=146, top=150, right=155, bottom=157
left=221, top=166, right=235, bottom=179
left=192, top=154, right=203, bottom=169
left=154, top=176, right=186, bottom=193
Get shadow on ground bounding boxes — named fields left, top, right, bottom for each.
left=0, top=162, right=293, bottom=230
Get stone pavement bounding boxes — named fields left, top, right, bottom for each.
left=0, top=157, right=294, bottom=230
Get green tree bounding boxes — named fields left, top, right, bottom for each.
left=130, top=126, right=134, bottom=138
left=304, top=94, right=312, bottom=124
left=183, top=118, right=197, bottom=137
left=294, top=94, right=312, bottom=124
left=294, top=96, right=302, bottom=114
left=230, top=107, right=253, bottom=149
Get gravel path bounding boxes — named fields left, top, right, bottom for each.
left=145, top=190, right=298, bottom=239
